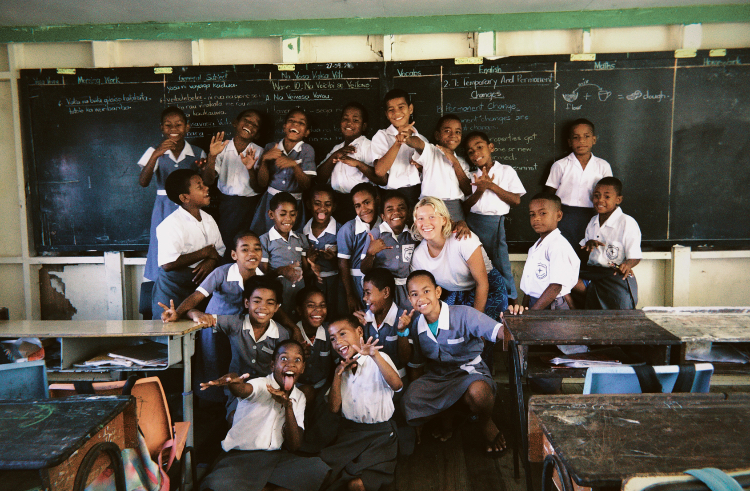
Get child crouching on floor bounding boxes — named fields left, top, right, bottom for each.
left=199, top=340, right=329, bottom=491
left=321, top=317, right=403, bottom=491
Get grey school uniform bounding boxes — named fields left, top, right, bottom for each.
left=337, top=216, right=381, bottom=308
left=363, top=302, right=419, bottom=379
left=260, top=228, right=309, bottom=318
left=304, top=218, right=347, bottom=319
left=362, top=222, right=417, bottom=314
left=403, top=302, right=501, bottom=425
left=297, top=323, right=334, bottom=389
left=201, top=450, right=329, bottom=491
left=194, top=264, right=263, bottom=402
left=215, top=315, right=290, bottom=418
left=250, top=140, right=316, bottom=235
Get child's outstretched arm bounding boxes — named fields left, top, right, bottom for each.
left=200, top=372, right=253, bottom=399
left=200, top=132, right=230, bottom=186
left=354, top=337, right=403, bottom=391
left=257, top=147, right=280, bottom=189
left=317, top=145, right=356, bottom=183
left=160, top=291, right=208, bottom=322
left=338, top=155, right=387, bottom=186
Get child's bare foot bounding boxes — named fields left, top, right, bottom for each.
left=482, top=420, right=507, bottom=456
left=431, top=412, right=454, bottom=441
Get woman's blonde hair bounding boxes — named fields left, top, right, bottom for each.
left=411, top=196, right=453, bottom=241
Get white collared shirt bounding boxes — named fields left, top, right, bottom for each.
left=520, top=229, right=580, bottom=298
left=364, top=301, right=399, bottom=331
left=370, top=125, right=427, bottom=189
left=415, top=143, right=471, bottom=200
left=214, top=141, right=263, bottom=197
left=297, top=322, right=327, bottom=346
left=545, top=153, right=613, bottom=208
left=222, top=374, right=306, bottom=451
left=323, top=136, right=374, bottom=193
left=355, top=215, right=376, bottom=235
left=469, top=161, right=527, bottom=216
left=242, top=316, right=281, bottom=343
left=303, top=217, right=338, bottom=243
left=137, top=143, right=199, bottom=171
left=340, top=352, right=397, bottom=424
left=581, top=207, right=642, bottom=267
left=156, top=207, right=225, bottom=267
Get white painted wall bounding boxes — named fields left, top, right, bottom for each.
left=1, top=22, right=749, bottom=320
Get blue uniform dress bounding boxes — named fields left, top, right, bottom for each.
left=403, top=303, right=502, bottom=425
left=213, top=316, right=290, bottom=419
left=362, top=222, right=417, bottom=314
left=337, top=216, right=382, bottom=310
left=259, top=228, right=309, bottom=319
left=138, top=143, right=204, bottom=283
left=303, top=218, right=347, bottom=319
left=250, top=140, right=316, bottom=236
left=193, top=264, right=263, bottom=402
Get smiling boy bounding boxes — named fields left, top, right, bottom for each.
left=513, top=193, right=580, bottom=312
left=370, top=89, right=428, bottom=207
left=189, top=276, right=290, bottom=423
left=259, top=192, right=315, bottom=319
left=338, top=183, right=382, bottom=313
left=361, top=191, right=416, bottom=313
left=573, top=177, right=642, bottom=309
left=322, top=317, right=402, bottom=491
left=199, top=340, right=330, bottom=491
left=151, top=169, right=224, bottom=320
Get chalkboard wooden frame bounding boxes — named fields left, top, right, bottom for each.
left=19, top=49, right=750, bottom=253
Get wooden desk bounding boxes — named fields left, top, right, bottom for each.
left=0, top=395, right=137, bottom=491
left=528, top=393, right=750, bottom=490
left=503, top=310, right=682, bottom=491
left=0, top=320, right=203, bottom=446
left=645, top=307, right=750, bottom=375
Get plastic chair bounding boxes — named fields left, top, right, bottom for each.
left=49, top=376, right=196, bottom=491
left=0, top=360, right=49, bottom=399
left=583, top=363, right=714, bottom=394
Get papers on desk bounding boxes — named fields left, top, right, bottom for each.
left=548, top=348, right=625, bottom=368
left=75, top=341, right=169, bottom=369
left=686, top=344, right=750, bottom=364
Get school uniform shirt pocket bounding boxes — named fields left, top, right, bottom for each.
left=261, top=346, right=274, bottom=354
left=447, top=337, right=465, bottom=345
left=320, top=350, right=330, bottom=357
left=385, top=335, right=398, bottom=342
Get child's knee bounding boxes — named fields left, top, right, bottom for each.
left=346, top=478, right=366, bottom=491
left=464, top=380, right=494, bottom=408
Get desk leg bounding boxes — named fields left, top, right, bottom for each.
left=509, top=340, right=534, bottom=491
left=182, top=332, right=195, bottom=447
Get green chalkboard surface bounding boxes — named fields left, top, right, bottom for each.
left=19, top=50, right=750, bottom=252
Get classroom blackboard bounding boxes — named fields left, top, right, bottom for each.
left=20, top=63, right=386, bottom=252
left=19, top=50, right=750, bottom=253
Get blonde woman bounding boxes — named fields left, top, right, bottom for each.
left=410, top=196, right=507, bottom=317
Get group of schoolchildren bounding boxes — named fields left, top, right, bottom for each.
left=138, top=86, right=642, bottom=491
